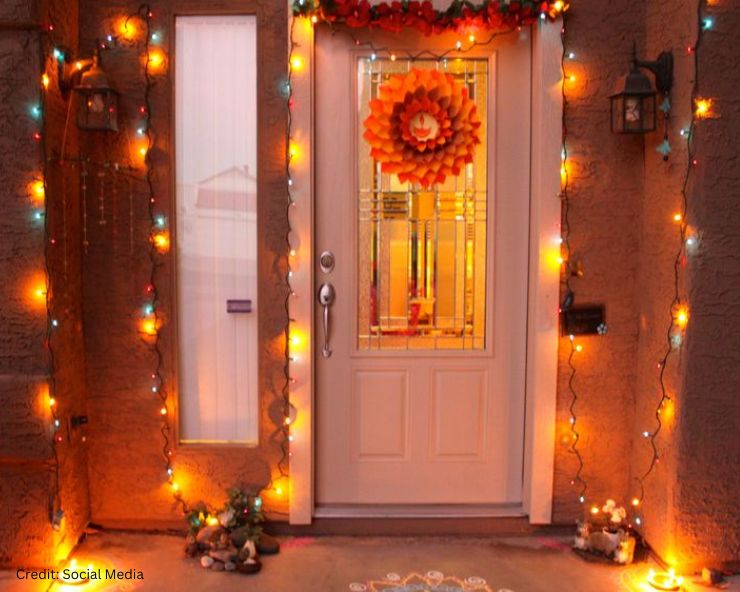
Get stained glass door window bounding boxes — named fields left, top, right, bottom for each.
left=357, top=57, right=489, bottom=350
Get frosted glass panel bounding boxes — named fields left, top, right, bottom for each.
left=176, top=16, right=258, bottom=444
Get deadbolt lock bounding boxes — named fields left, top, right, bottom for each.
left=320, top=250, right=335, bottom=273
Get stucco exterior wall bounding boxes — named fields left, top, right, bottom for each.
left=0, top=0, right=89, bottom=568
left=633, top=0, right=740, bottom=570
left=551, top=0, right=646, bottom=522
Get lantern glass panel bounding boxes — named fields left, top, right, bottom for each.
left=611, top=93, right=656, bottom=134
left=76, top=88, right=119, bottom=131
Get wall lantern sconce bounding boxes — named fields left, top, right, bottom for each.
left=610, top=46, right=673, bottom=134
left=58, top=48, right=119, bottom=132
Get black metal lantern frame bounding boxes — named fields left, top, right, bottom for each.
left=74, top=65, right=119, bottom=132
left=57, top=48, right=119, bottom=132
left=610, top=48, right=673, bottom=135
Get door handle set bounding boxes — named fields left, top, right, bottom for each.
left=318, top=283, right=335, bottom=358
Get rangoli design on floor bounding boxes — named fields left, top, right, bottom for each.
left=349, top=570, right=506, bottom=592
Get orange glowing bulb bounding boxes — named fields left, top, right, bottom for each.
left=575, top=344, right=583, bottom=353
left=160, top=407, right=168, bottom=415
left=49, top=397, right=57, bottom=407
left=676, top=307, right=689, bottom=328
left=141, top=318, right=157, bottom=336
left=631, top=497, right=640, bottom=507
left=289, top=141, right=300, bottom=160
left=310, top=15, right=318, bottom=24
left=119, top=18, right=139, bottom=40
left=568, top=74, right=576, bottom=83
left=590, top=506, right=599, bottom=515
left=171, top=481, right=179, bottom=491
left=139, top=146, right=148, bottom=157
left=673, top=213, right=682, bottom=223
left=694, top=98, right=711, bottom=118
left=206, top=516, right=219, bottom=526
left=75, top=61, right=83, bottom=70
left=290, top=55, right=304, bottom=70
left=148, top=49, right=165, bottom=69
left=553, top=0, right=565, bottom=11
left=30, top=277, right=48, bottom=304
left=152, top=231, right=170, bottom=253
left=31, top=180, right=45, bottom=202
left=41, top=73, right=50, bottom=89
left=468, top=34, right=476, bottom=43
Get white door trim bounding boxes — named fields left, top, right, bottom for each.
left=522, top=22, right=562, bottom=525
left=287, top=17, right=561, bottom=526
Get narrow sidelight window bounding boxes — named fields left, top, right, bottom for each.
left=175, top=15, right=258, bottom=444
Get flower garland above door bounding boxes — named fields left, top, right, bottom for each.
left=292, top=0, right=568, bottom=33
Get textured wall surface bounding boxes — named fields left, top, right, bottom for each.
left=632, top=0, right=740, bottom=570
left=78, top=0, right=289, bottom=526
left=0, top=0, right=89, bottom=568
left=551, top=0, right=646, bottom=522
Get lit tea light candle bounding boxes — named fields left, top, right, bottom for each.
left=647, top=568, right=684, bottom=591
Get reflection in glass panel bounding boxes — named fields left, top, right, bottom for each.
left=176, top=16, right=259, bottom=443
left=357, top=58, right=488, bottom=351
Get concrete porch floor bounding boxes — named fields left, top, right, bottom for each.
left=1, top=532, right=738, bottom=592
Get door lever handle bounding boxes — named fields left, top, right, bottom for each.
left=318, top=283, right=336, bottom=358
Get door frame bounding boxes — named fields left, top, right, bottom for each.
left=287, top=17, right=562, bottom=526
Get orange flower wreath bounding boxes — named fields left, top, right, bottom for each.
left=363, top=68, right=481, bottom=187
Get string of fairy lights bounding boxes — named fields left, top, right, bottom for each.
left=131, top=4, right=188, bottom=514
left=36, top=17, right=65, bottom=531
left=558, top=1, right=715, bottom=535
left=285, top=4, right=568, bottom=507
left=284, top=15, right=543, bottom=503
left=30, top=0, right=704, bottom=534
left=29, top=3, right=183, bottom=523
left=634, top=0, right=711, bottom=512
left=18, top=0, right=717, bottom=564
left=557, top=11, right=589, bottom=507
left=30, top=0, right=714, bottom=535
left=0, top=5, right=69, bottom=530
left=280, top=15, right=299, bottom=500
left=283, top=12, right=526, bottom=510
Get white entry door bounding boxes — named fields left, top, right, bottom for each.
left=315, top=27, right=532, bottom=512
